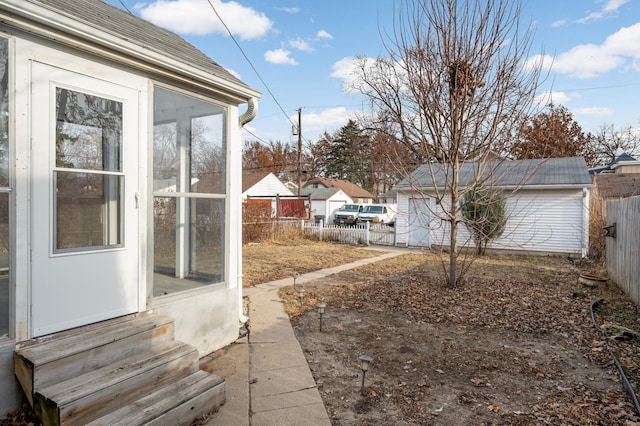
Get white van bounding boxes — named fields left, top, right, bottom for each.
left=357, top=204, right=397, bottom=226
left=332, top=203, right=366, bottom=226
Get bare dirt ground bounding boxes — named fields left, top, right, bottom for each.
left=3, top=240, right=639, bottom=425
left=275, top=245, right=640, bottom=425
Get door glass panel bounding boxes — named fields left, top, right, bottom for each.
left=55, top=88, right=123, bottom=252
left=55, top=171, right=123, bottom=250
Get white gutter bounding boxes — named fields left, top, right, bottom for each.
left=0, top=0, right=261, bottom=101
left=396, top=183, right=593, bottom=192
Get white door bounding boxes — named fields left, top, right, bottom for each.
left=408, top=198, right=430, bottom=247
left=30, top=62, right=140, bottom=337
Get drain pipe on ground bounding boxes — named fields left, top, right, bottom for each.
left=589, top=299, right=640, bottom=416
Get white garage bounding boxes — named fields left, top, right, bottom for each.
left=394, top=157, right=592, bottom=257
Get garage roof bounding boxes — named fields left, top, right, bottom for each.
left=395, top=157, right=592, bottom=190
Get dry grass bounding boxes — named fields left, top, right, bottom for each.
left=242, top=239, right=382, bottom=287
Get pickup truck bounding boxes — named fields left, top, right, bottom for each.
left=356, top=203, right=397, bottom=226
left=332, top=203, right=366, bottom=226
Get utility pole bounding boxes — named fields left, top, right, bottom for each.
left=297, top=107, right=302, bottom=197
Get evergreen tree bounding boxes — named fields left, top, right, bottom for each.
left=461, top=186, right=507, bottom=255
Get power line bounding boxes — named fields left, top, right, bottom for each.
left=118, top=0, right=132, bottom=14
left=545, top=83, right=640, bottom=94
left=205, top=0, right=296, bottom=130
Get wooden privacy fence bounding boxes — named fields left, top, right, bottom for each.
left=303, top=221, right=396, bottom=247
left=606, top=195, right=640, bottom=306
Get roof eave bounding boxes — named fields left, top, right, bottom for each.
left=0, top=0, right=261, bottom=101
left=396, top=183, right=593, bottom=192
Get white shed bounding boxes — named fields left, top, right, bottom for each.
left=302, top=187, right=352, bottom=224
left=242, top=172, right=294, bottom=200
left=394, top=157, right=592, bottom=256
left=0, top=0, right=260, bottom=420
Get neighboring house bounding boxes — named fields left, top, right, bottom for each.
left=242, top=172, right=293, bottom=200
left=591, top=173, right=640, bottom=222
left=394, top=157, right=592, bottom=256
left=590, top=149, right=640, bottom=174
left=303, top=177, right=375, bottom=204
left=589, top=149, right=640, bottom=222
left=593, top=173, right=640, bottom=201
left=379, top=189, right=398, bottom=204
left=242, top=172, right=295, bottom=217
left=302, top=187, right=352, bottom=224
left=0, top=0, right=259, bottom=419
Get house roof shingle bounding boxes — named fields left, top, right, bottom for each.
left=303, top=177, right=375, bottom=199
left=242, top=172, right=271, bottom=193
left=395, top=157, right=592, bottom=190
left=594, top=173, right=640, bottom=199
left=12, top=0, right=258, bottom=97
left=301, top=186, right=342, bottom=200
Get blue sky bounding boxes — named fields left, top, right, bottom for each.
left=106, top=0, right=640, bottom=145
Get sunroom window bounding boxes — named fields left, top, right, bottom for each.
left=0, top=37, right=9, bottom=338
left=152, top=87, right=226, bottom=297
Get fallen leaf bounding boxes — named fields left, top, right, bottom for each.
left=488, top=403, right=500, bottom=412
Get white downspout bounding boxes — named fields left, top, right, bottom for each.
left=582, top=187, right=589, bottom=258
left=237, top=98, right=258, bottom=324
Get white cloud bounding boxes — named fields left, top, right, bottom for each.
left=604, top=22, right=640, bottom=58
left=331, top=57, right=356, bottom=79
left=138, top=0, right=272, bottom=40
left=331, top=56, right=406, bottom=94
left=242, top=125, right=258, bottom=141
left=550, top=19, right=567, bottom=28
left=534, top=90, right=571, bottom=106
left=331, top=57, right=362, bottom=93
left=289, top=38, right=314, bottom=52
left=291, top=107, right=358, bottom=135
left=264, top=49, right=298, bottom=65
left=317, top=30, right=333, bottom=39
left=577, top=0, right=630, bottom=23
left=574, top=106, right=614, bottom=117
left=275, top=7, right=300, bottom=14
left=526, top=22, right=640, bottom=79
left=225, top=67, right=241, bottom=80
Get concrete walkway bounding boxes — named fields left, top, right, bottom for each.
left=201, top=247, right=410, bottom=425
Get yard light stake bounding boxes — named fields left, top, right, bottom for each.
left=297, top=287, right=305, bottom=307
left=316, top=303, right=326, bottom=331
left=293, top=271, right=300, bottom=289
left=359, top=355, right=373, bottom=396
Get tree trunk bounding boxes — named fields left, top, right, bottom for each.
left=448, top=158, right=460, bottom=288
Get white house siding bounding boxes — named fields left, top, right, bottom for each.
left=310, top=189, right=351, bottom=224
left=397, top=189, right=588, bottom=255
left=0, top=2, right=259, bottom=415
left=243, top=174, right=293, bottom=199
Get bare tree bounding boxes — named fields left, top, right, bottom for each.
left=589, top=123, right=640, bottom=166
left=352, top=0, right=543, bottom=287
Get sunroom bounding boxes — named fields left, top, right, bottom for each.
left=0, top=0, right=259, bottom=420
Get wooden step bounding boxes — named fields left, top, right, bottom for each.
left=15, top=313, right=174, bottom=405
left=34, top=341, right=199, bottom=425
left=87, top=370, right=225, bottom=426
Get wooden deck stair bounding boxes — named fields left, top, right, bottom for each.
left=14, top=313, right=225, bottom=425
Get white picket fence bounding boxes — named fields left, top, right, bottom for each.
left=303, top=221, right=396, bottom=246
